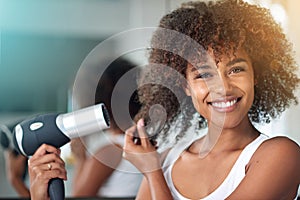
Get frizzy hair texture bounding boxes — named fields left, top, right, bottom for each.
left=135, top=0, right=299, bottom=142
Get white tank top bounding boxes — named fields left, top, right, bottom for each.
left=85, top=131, right=143, bottom=198
left=162, top=133, right=269, bottom=200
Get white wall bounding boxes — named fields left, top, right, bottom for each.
left=264, top=0, right=300, bottom=144
left=274, top=0, right=300, bottom=144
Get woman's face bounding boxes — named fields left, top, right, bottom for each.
left=184, top=48, right=255, bottom=129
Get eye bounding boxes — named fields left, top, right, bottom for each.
left=229, top=66, right=245, bottom=75
left=194, top=72, right=213, bottom=79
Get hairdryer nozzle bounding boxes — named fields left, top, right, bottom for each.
left=56, top=103, right=110, bottom=139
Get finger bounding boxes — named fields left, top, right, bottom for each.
left=125, top=125, right=137, bottom=137
left=44, top=162, right=66, bottom=175
left=126, top=124, right=144, bottom=145
left=34, top=168, right=67, bottom=181
left=29, top=152, right=64, bottom=168
left=29, top=161, right=67, bottom=180
left=35, top=162, right=55, bottom=171
left=49, top=169, right=67, bottom=180
left=136, top=118, right=151, bottom=146
left=33, top=144, right=60, bottom=157
left=124, top=125, right=136, bottom=148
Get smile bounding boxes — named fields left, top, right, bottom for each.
left=209, top=98, right=241, bottom=109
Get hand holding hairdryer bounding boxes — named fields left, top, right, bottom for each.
left=12, top=103, right=110, bottom=200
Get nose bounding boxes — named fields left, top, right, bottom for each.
left=209, top=73, right=233, bottom=95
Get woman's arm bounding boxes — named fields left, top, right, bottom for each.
left=227, top=136, right=300, bottom=199
left=4, top=150, right=30, bottom=197
left=123, top=119, right=173, bottom=200
left=72, top=143, right=122, bottom=197
left=28, top=144, right=67, bottom=200
left=70, top=138, right=87, bottom=194
left=135, top=170, right=173, bottom=200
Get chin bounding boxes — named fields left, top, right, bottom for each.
left=209, top=117, right=242, bottom=130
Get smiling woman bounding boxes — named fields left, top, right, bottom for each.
left=131, top=0, right=300, bottom=143
left=184, top=48, right=255, bottom=130
left=121, top=0, right=300, bottom=199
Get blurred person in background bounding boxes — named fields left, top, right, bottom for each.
left=27, top=57, right=144, bottom=200
left=70, top=57, right=143, bottom=198
left=4, top=150, right=29, bottom=197
left=1, top=121, right=30, bottom=198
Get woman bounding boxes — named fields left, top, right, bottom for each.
left=123, top=0, right=300, bottom=199
left=70, top=57, right=143, bottom=198
left=28, top=57, right=143, bottom=200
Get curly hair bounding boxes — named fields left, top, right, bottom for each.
left=135, top=0, right=300, bottom=144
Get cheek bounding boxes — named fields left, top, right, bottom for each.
left=243, top=77, right=255, bottom=104
left=249, top=85, right=255, bottom=103
left=189, top=84, right=209, bottom=106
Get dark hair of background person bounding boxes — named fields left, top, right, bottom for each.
left=95, top=57, right=142, bottom=131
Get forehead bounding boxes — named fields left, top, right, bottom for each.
left=188, top=47, right=251, bottom=69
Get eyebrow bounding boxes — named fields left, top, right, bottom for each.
left=226, top=58, right=247, bottom=67
left=190, top=57, right=248, bottom=72
left=191, top=65, right=211, bottom=72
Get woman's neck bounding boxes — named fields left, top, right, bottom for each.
left=190, top=117, right=260, bottom=157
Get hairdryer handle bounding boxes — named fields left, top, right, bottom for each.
left=48, top=178, right=65, bottom=200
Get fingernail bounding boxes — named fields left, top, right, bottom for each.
left=138, top=118, right=144, bottom=127
left=133, top=137, right=141, bottom=145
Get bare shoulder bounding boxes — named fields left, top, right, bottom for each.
left=255, top=136, right=300, bottom=158
left=263, top=135, right=300, bottom=146
left=228, top=136, right=300, bottom=199
left=249, top=135, right=300, bottom=179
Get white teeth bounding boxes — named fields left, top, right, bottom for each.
left=212, top=99, right=237, bottom=108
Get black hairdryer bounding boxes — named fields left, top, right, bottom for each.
left=1, top=118, right=28, bottom=153
left=12, top=103, right=110, bottom=200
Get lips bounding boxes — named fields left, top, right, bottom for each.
left=208, top=97, right=241, bottom=111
